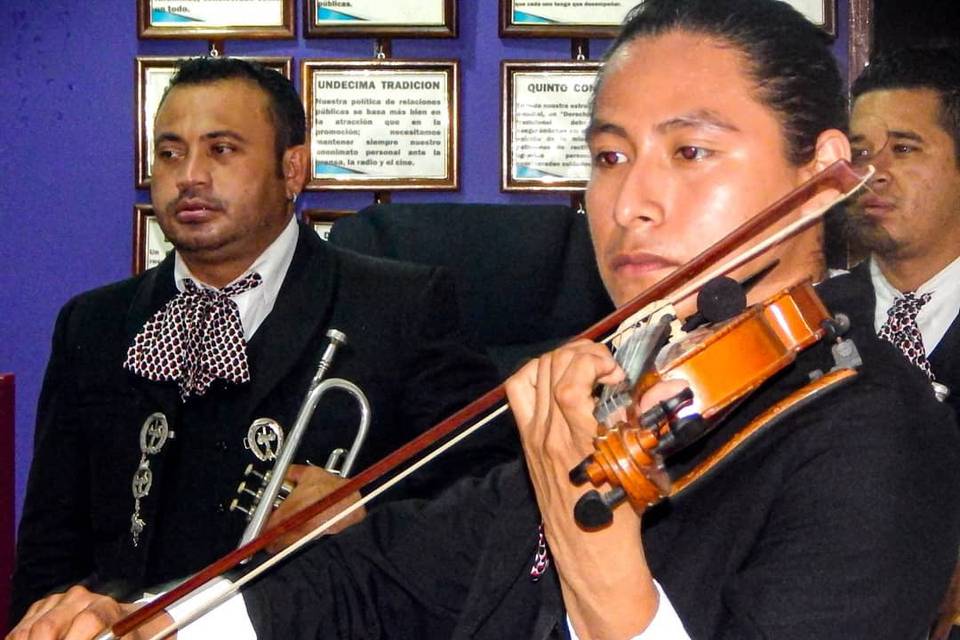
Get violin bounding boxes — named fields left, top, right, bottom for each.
left=569, top=279, right=859, bottom=528
left=97, top=159, right=872, bottom=640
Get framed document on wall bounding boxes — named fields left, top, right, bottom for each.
left=500, top=0, right=634, bottom=37
left=133, top=205, right=174, bottom=274
left=303, top=209, right=354, bottom=241
left=303, top=59, right=459, bottom=191
left=306, top=0, right=456, bottom=38
left=502, top=61, right=600, bottom=192
left=138, top=0, right=295, bottom=39
left=501, top=0, right=835, bottom=37
left=135, top=57, right=292, bottom=188
left=785, top=0, right=837, bottom=36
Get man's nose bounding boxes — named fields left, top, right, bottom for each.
left=865, top=148, right=893, bottom=191
left=176, top=151, right=212, bottom=191
left=612, top=163, right=665, bottom=228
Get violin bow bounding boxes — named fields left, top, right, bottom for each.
left=99, top=159, right=872, bottom=640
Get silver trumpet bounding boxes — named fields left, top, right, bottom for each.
left=231, top=329, right=371, bottom=549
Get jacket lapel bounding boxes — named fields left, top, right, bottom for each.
left=124, top=253, right=182, bottom=419
left=840, top=261, right=878, bottom=334
left=236, top=225, right=338, bottom=419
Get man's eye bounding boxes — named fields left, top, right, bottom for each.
left=593, top=150, right=627, bottom=167
left=212, top=144, right=234, bottom=155
left=892, top=144, right=917, bottom=154
left=851, top=147, right=872, bottom=165
left=156, top=148, right=179, bottom=160
left=676, top=146, right=711, bottom=161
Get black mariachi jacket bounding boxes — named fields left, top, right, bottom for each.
left=11, top=225, right=513, bottom=619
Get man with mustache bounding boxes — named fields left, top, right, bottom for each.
left=10, top=57, right=513, bottom=623
left=8, top=1, right=960, bottom=639
left=840, top=46, right=960, bottom=640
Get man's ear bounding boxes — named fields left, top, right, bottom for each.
left=800, top=128, right=852, bottom=180
left=282, top=144, right=309, bottom=196
left=795, top=129, right=854, bottom=217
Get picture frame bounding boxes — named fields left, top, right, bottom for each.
left=133, top=204, right=174, bottom=274
left=499, top=0, right=634, bottom=38
left=138, top=0, right=295, bottom=39
left=502, top=61, right=600, bottom=192
left=500, top=0, right=836, bottom=37
left=302, top=209, right=355, bottom=241
left=306, top=0, right=457, bottom=38
left=784, top=0, right=837, bottom=36
left=135, top=56, right=292, bottom=188
left=303, top=59, right=459, bottom=191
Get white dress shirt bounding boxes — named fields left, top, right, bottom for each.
left=869, top=255, right=960, bottom=356
left=173, top=215, right=299, bottom=341
left=173, top=577, right=691, bottom=640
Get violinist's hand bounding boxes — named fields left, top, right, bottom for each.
left=6, top=586, right=173, bottom=640
left=505, top=340, right=686, bottom=639
left=931, top=556, right=960, bottom=640
left=264, top=464, right=366, bottom=554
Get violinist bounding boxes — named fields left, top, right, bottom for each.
left=9, top=0, right=960, bottom=638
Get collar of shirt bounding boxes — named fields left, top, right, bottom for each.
left=172, top=215, right=300, bottom=341
left=870, top=254, right=960, bottom=354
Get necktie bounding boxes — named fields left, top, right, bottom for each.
left=124, top=273, right=263, bottom=399
left=877, top=291, right=934, bottom=380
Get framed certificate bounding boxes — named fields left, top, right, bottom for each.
left=306, top=0, right=456, bottom=38
left=135, top=56, right=292, bottom=188
left=138, top=0, right=295, bottom=39
left=303, top=209, right=354, bottom=241
left=501, top=0, right=836, bottom=37
left=502, top=61, right=600, bottom=192
left=785, top=0, right=837, bottom=36
left=303, top=59, right=459, bottom=191
left=500, top=0, right=634, bottom=38
left=133, top=205, right=175, bottom=274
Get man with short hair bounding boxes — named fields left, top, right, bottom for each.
left=10, top=57, right=511, bottom=622
left=843, top=46, right=960, bottom=414
left=840, top=45, right=960, bottom=639
left=9, top=2, right=960, bottom=639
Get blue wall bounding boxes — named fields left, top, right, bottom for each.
left=0, top=0, right=850, bottom=524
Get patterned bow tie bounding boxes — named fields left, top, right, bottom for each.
left=878, top=291, right=934, bottom=380
left=124, top=273, right=263, bottom=399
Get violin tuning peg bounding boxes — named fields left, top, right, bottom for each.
left=568, top=456, right=594, bottom=486
left=573, top=486, right=626, bottom=529
left=655, top=413, right=707, bottom=457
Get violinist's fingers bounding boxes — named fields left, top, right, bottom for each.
left=636, top=379, right=692, bottom=414
left=265, top=465, right=365, bottom=553
left=552, top=346, right=623, bottom=447
left=6, top=586, right=120, bottom=640
left=61, top=598, right=126, bottom=640
left=504, top=355, right=545, bottom=435
left=20, top=591, right=66, bottom=624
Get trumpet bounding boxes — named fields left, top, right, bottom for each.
left=230, top=329, right=371, bottom=549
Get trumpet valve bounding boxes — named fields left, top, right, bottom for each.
left=243, top=463, right=269, bottom=483
left=228, top=498, right=252, bottom=518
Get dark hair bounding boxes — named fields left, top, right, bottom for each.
left=160, top=57, right=306, bottom=171
left=595, top=0, right=846, bottom=166
left=851, top=45, right=960, bottom=165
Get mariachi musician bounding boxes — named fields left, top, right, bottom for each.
left=10, top=57, right=513, bottom=622
left=9, top=0, right=960, bottom=638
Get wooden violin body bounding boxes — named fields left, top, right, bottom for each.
left=572, top=280, right=845, bottom=524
